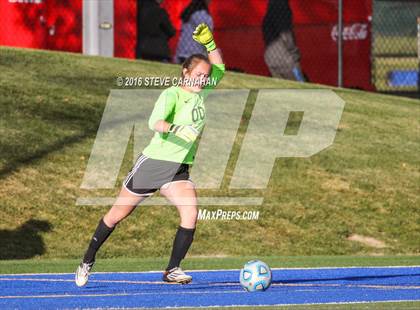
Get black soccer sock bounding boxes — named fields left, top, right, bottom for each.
left=166, top=226, right=196, bottom=271
left=83, top=218, right=115, bottom=264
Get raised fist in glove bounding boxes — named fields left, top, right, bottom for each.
left=192, top=23, right=216, bottom=52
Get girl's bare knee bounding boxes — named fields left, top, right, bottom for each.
left=104, top=206, right=132, bottom=227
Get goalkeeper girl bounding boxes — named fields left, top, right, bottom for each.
left=75, top=23, right=224, bottom=286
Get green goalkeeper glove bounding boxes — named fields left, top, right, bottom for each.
left=192, top=23, right=216, bottom=52
left=168, top=124, right=200, bottom=143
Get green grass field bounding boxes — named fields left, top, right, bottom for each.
left=0, top=47, right=419, bottom=263
left=0, top=47, right=419, bottom=309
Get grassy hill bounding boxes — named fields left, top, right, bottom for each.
left=0, top=47, right=419, bottom=260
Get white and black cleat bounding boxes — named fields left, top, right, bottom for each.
left=163, top=267, right=192, bottom=284
left=75, top=261, right=94, bottom=287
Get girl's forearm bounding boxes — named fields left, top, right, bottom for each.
left=208, top=48, right=223, bottom=65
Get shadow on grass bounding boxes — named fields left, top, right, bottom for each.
left=0, top=110, right=144, bottom=178
left=0, top=219, right=52, bottom=259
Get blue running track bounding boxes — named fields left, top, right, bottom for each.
left=0, top=266, right=419, bottom=309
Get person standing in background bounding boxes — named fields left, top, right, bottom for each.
left=136, top=0, right=175, bottom=62
left=263, top=0, right=305, bottom=81
left=175, top=0, right=213, bottom=64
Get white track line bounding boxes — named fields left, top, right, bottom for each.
left=0, top=277, right=419, bottom=291
left=0, top=289, right=245, bottom=299
left=0, top=278, right=162, bottom=284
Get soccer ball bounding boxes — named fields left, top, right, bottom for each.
left=239, top=260, right=272, bottom=292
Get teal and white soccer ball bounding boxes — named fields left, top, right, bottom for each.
left=239, top=260, right=272, bottom=292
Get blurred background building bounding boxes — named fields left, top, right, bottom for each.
left=1, top=0, right=419, bottom=97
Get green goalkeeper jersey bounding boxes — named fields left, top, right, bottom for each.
left=142, top=64, right=225, bottom=164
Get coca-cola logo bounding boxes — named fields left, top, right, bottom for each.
left=331, top=23, right=368, bottom=42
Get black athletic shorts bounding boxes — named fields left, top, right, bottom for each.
left=123, top=154, right=191, bottom=196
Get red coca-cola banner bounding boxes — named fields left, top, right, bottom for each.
left=291, top=0, right=373, bottom=90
